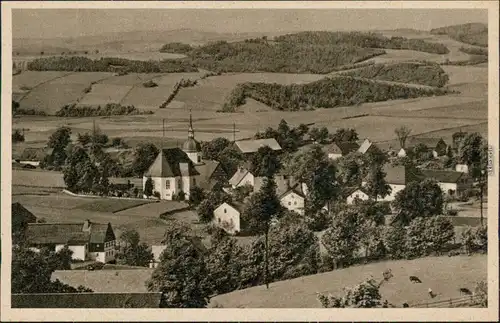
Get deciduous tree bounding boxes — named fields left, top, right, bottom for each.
left=395, top=126, right=412, bottom=149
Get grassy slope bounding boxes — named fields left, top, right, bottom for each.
left=210, top=254, right=487, bottom=308
left=430, top=23, right=488, bottom=47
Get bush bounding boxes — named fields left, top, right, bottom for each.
left=153, top=191, right=161, bottom=199
left=143, top=80, right=158, bottom=88
left=446, top=209, right=458, bottom=216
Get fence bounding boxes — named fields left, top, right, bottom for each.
left=410, top=295, right=481, bottom=308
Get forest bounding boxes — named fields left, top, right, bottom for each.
left=430, top=23, right=488, bottom=47
left=27, top=56, right=198, bottom=73
left=274, top=31, right=450, bottom=54
left=222, top=76, right=451, bottom=112
left=341, top=62, right=449, bottom=87
left=159, top=42, right=194, bottom=54
left=55, top=103, right=153, bottom=117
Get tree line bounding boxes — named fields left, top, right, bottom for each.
left=341, top=62, right=450, bottom=88
left=27, top=56, right=198, bottom=73
left=55, top=103, right=152, bottom=117
left=430, top=23, right=488, bottom=48
left=222, top=75, right=451, bottom=112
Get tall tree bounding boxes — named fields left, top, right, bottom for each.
left=249, top=145, right=281, bottom=178
left=392, top=178, right=444, bottom=226
left=395, top=126, right=412, bottom=149
left=201, top=137, right=231, bottom=160
left=146, top=223, right=210, bottom=308
left=218, top=146, right=244, bottom=176
left=144, top=176, right=154, bottom=197
left=363, top=165, right=391, bottom=201
left=336, top=152, right=365, bottom=187
left=130, top=143, right=159, bottom=177
left=331, top=128, right=358, bottom=144
left=116, top=229, right=153, bottom=267
left=288, top=145, right=339, bottom=214
left=46, top=126, right=72, bottom=166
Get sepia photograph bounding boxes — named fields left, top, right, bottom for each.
left=1, top=1, right=499, bottom=321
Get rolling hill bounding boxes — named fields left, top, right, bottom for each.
left=430, top=23, right=488, bottom=47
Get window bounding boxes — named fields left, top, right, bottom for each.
left=218, top=218, right=221, bottom=223
left=294, top=201, right=297, bottom=205
left=166, top=180, right=171, bottom=189
left=197, top=156, right=201, bottom=163
left=178, top=181, right=181, bottom=189
left=193, top=178, right=196, bottom=186
left=288, top=202, right=291, bottom=206
left=224, top=208, right=227, bottom=213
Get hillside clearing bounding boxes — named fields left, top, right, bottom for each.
left=13, top=71, right=72, bottom=93
left=210, top=254, right=487, bottom=308
left=19, top=83, right=88, bottom=115
left=78, top=84, right=133, bottom=106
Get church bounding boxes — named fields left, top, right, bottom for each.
left=142, top=114, right=227, bottom=200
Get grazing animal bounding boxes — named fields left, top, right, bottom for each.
left=428, top=288, right=436, bottom=298
left=409, top=275, right=422, bottom=283
left=459, top=287, right=472, bottom=295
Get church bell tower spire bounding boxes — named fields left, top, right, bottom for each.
left=188, top=110, right=194, bottom=139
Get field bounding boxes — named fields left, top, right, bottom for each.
left=78, top=84, right=134, bottom=106
left=210, top=254, right=487, bottom=308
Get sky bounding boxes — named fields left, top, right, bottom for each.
left=13, top=9, right=488, bottom=39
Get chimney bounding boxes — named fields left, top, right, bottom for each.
left=82, top=219, right=91, bottom=232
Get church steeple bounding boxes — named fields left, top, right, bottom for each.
left=188, top=111, right=194, bottom=139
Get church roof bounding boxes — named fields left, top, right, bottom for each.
left=183, top=138, right=201, bottom=153
left=144, top=148, right=200, bottom=178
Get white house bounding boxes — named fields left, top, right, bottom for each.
left=213, top=202, right=243, bottom=235
left=358, top=139, right=378, bottom=155
left=25, top=220, right=116, bottom=263
left=346, top=188, right=371, bottom=205
left=325, top=141, right=360, bottom=160
left=361, top=163, right=423, bottom=202
left=13, top=147, right=53, bottom=167
left=279, top=185, right=306, bottom=215
left=455, top=164, right=469, bottom=174
left=143, top=114, right=227, bottom=200
left=228, top=167, right=255, bottom=189
left=421, top=169, right=473, bottom=196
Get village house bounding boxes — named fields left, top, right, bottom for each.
left=324, top=141, right=360, bottom=160
left=229, top=167, right=256, bottom=189
left=278, top=184, right=306, bottom=215
left=360, top=163, right=423, bottom=202
left=345, top=187, right=371, bottom=205
left=13, top=147, right=53, bottom=167
left=455, top=163, right=470, bottom=174
left=233, top=138, right=282, bottom=156
left=12, top=202, right=37, bottom=245
left=25, top=219, right=117, bottom=263
left=397, top=137, right=448, bottom=158
left=213, top=202, right=243, bottom=235
left=143, top=114, right=227, bottom=200
left=421, top=169, right=473, bottom=196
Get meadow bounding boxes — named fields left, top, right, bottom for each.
left=210, top=254, right=487, bottom=308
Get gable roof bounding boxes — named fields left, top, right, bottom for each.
left=215, top=201, right=244, bottom=214
left=144, top=148, right=200, bottom=178
left=14, top=147, right=54, bottom=161
left=325, top=142, right=360, bottom=155
left=357, top=139, right=374, bottom=154
left=421, top=169, right=466, bottom=183
left=195, top=160, right=227, bottom=190
left=367, top=163, right=423, bottom=185
left=344, top=186, right=369, bottom=197
left=229, top=167, right=252, bottom=187
left=234, top=138, right=282, bottom=154
left=26, top=221, right=112, bottom=245
left=407, top=137, right=446, bottom=149
left=11, top=293, right=162, bottom=308
left=51, top=269, right=153, bottom=293
left=12, top=202, right=37, bottom=228
left=279, top=183, right=306, bottom=200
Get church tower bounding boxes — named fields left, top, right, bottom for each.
left=182, top=112, right=202, bottom=165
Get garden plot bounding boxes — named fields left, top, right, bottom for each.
left=78, top=84, right=133, bottom=106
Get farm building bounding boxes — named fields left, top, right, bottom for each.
left=11, top=292, right=162, bottom=308
left=345, top=187, right=371, bottom=205
left=421, top=169, right=473, bottom=196
left=361, top=164, right=423, bottom=202
left=253, top=173, right=299, bottom=194
left=213, top=202, right=243, bottom=235
left=142, top=114, right=224, bottom=200
left=398, top=137, right=448, bottom=158
left=25, top=220, right=117, bottom=263
left=279, top=184, right=306, bottom=215
left=455, top=164, right=470, bottom=174
left=233, top=138, right=282, bottom=155
left=13, top=147, right=53, bottom=167
left=12, top=202, right=37, bottom=245
left=324, top=141, right=360, bottom=160
left=229, top=167, right=256, bottom=188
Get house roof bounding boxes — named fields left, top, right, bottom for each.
left=421, top=169, right=465, bottom=183
left=278, top=183, right=306, bottom=200
left=216, top=201, right=245, bottom=214
left=407, top=137, right=446, bottom=149
left=371, top=163, right=424, bottom=185
left=51, top=269, right=153, bottom=293
left=344, top=186, right=369, bottom=197
left=144, top=148, right=200, bottom=178
left=234, top=138, right=282, bottom=154
left=11, top=292, right=162, bottom=308
left=26, top=221, right=111, bottom=245
left=14, top=147, right=53, bottom=161
left=194, top=160, right=226, bottom=190
left=12, top=202, right=37, bottom=228
left=325, top=142, right=360, bottom=155
left=357, top=139, right=374, bottom=154
left=229, top=167, right=251, bottom=187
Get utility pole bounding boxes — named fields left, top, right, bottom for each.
left=233, top=123, right=236, bottom=142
